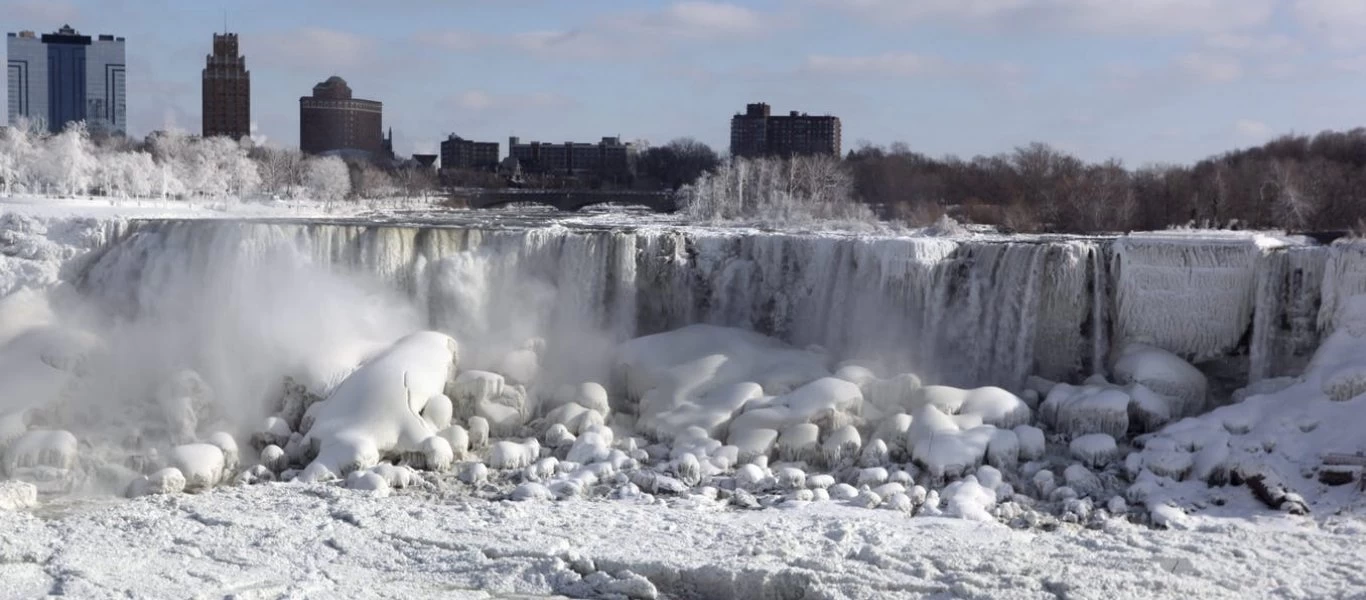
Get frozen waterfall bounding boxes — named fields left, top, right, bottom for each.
left=76, top=221, right=1333, bottom=394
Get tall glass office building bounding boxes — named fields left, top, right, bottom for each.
left=7, top=25, right=126, bottom=135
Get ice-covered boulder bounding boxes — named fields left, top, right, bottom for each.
left=906, top=405, right=993, bottom=479
left=986, top=428, right=1019, bottom=469
left=0, top=480, right=37, bottom=510
left=450, top=370, right=504, bottom=420
left=474, top=384, right=530, bottom=437
left=1112, top=343, right=1207, bottom=418
left=728, top=427, right=778, bottom=464
left=301, top=331, right=458, bottom=480
left=168, top=443, right=227, bottom=492
left=3, top=429, right=78, bottom=475
left=422, top=394, right=454, bottom=430
left=912, top=386, right=1030, bottom=429
left=822, top=425, right=862, bottom=467
left=1069, top=434, right=1118, bottom=469
left=550, top=382, right=611, bottom=416
left=260, top=444, right=288, bottom=473
left=1014, top=425, right=1045, bottom=461
left=490, top=438, right=541, bottom=470
left=777, top=423, right=821, bottom=464
left=1041, top=383, right=1129, bottom=440
left=941, top=476, right=997, bottom=521
left=345, top=471, right=391, bottom=497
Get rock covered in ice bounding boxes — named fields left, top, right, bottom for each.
left=253, top=416, right=293, bottom=450
left=1014, top=425, right=1045, bottom=461
left=490, top=438, right=541, bottom=470
left=1041, top=383, right=1129, bottom=440
left=451, top=371, right=504, bottom=420
left=550, top=382, right=611, bottom=416
left=3, top=429, right=78, bottom=474
left=1064, top=464, right=1104, bottom=499
left=907, top=405, right=993, bottom=479
left=0, top=480, right=38, bottom=510
left=168, top=443, right=228, bottom=492
left=441, top=425, right=470, bottom=459
left=422, top=394, right=454, bottom=430
left=475, top=384, right=530, bottom=437
left=860, top=439, right=890, bottom=467
left=914, top=386, right=1031, bottom=429
left=345, top=471, right=391, bottom=496
left=260, top=444, right=287, bottom=473
left=822, top=425, right=862, bottom=467
left=986, top=428, right=1019, bottom=469
left=1112, top=343, right=1207, bottom=418
left=728, top=427, right=778, bottom=464
left=1069, top=433, right=1118, bottom=469
left=467, top=416, right=490, bottom=450
left=941, top=476, right=997, bottom=522
left=777, top=423, right=821, bottom=464
left=301, top=332, right=458, bottom=480
left=870, top=413, right=913, bottom=460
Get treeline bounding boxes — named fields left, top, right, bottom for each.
left=0, top=120, right=437, bottom=205
left=847, top=130, right=1366, bottom=232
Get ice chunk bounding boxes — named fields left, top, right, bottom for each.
left=1323, top=363, right=1366, bottom=402
left=1041, top=383, right=1129, bottom=440
left=260, top=444, right=287, bottom=473
left=727, top=427, right=778, bottom=464
left=941, top=476, right=997, bottom=521
left=550, top=382, right=611, bottom=415
left=441, top=425, right=470, bottom=458
left=490, top=438, right=541, bottom=470
left=450, top=371, right=504, bottom=420
left=467, top=416, right=490, bottom=450
left=345, top=471, right=391, bottom=497
left=566, top=430, right=611, bottom=465
left=907, top=405, right=992, bottom=479
left=870, top=413, right=913, bottom=460
left=986, top=429, right=1019, bottom=469
left=1014, top=425, right=1045, bottom=461
left=0, top=480, right=37, bottom=510
left=777, top=423, right=821, bottom=464
left=168, top=443, right=226, bottom=492
left=1126, top=384, right=1173, bottom=433
left=252, top=416, right=293, bottom=450
left=1064, top=464, right=1104, bottom=499
left=422, top=394, right=454, bottom=430
left=302, top=332, right=457, bottom=480
left=857, top=467, right=889, bottom=487
left=4, top=429, right=78, bottom=473
left=1069, top=433, right=1118, bottom=469
left=1112, top=343, right=1207, bottom=418
left=511, top=482, right=554, bottom=502
left=860, top=439, right=890, bottom=467
left=822, top=425, right=862, bottom=468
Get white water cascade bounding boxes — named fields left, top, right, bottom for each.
left=77, top=221, right=1330, bottom=397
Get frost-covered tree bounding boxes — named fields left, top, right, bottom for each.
left=304, top=156, right=351, bottom=204
left=42, top=122, right=96, bottom=197
left=680, top=155, right=874, bottom=224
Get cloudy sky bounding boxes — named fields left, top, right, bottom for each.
left=4, top=0, right=1365, bottom=165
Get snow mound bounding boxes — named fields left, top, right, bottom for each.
left=300, top=331, right=458, bottom=481
left=1112, top=343, right=1207, bottom=418
left=0, top=480, right=37, bottom=510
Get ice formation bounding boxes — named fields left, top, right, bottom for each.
left=300, top=331, right=458, bottom=480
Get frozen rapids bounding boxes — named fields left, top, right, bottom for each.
left=79, top=220, right=1324, bottom=391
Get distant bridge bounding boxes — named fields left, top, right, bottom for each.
left=458, top=189, right=678, bottom=212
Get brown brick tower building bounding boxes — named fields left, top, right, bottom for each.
left=730, top=102, right=841, bottom=158
left=299, top=76, right=384, bottom=157
left=201, top=33, right=250, bottom=140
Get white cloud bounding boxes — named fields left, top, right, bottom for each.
left=1175, top=53, right=1243, bottom=83
left=445, top=90, right=574, bottom=112
left=412, top=2, right=770, bottom=61
left=6, top=0, right=79, bottom=24
left=1293, top=0, right=1366, bottom=49
left=1234, top=119, right=1272, bottom=139
left=255, top=28, right=379, bottom=73
left=1204, top=33, right=1304, bottom=56
left=817, top=0, right=1274, bottom=35
left=803, top=53, right=944, bottom=77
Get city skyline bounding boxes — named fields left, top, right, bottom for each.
left=2, top=0, right=1366, bottom=165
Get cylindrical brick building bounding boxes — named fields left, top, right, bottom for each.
left=299, top=76, right=382, bottom=156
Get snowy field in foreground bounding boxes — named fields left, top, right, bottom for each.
left=3, top=483, right=1364, bottom=600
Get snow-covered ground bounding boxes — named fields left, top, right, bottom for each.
left=3, top=484, right=1364, bottom=599
left=4, top=196, right=1366, bottom=599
